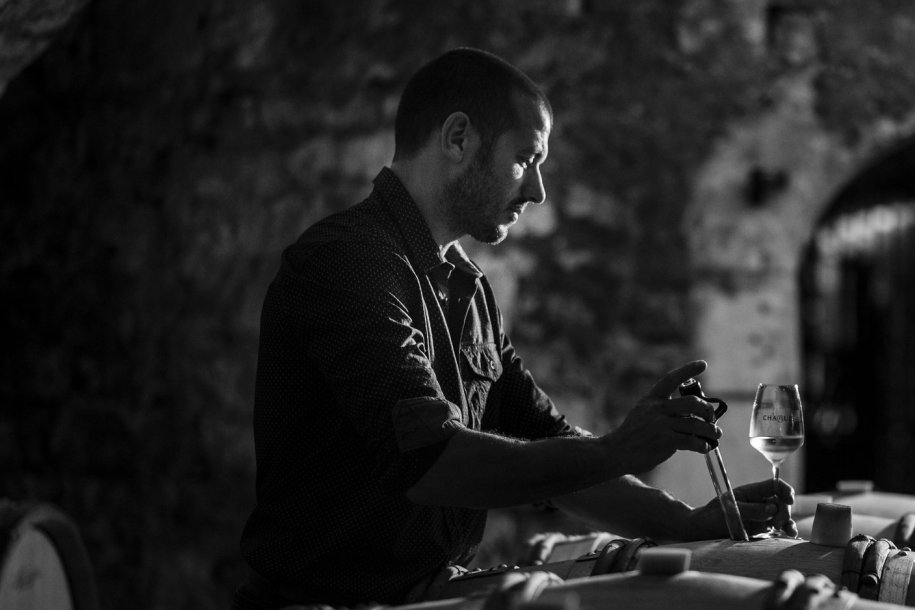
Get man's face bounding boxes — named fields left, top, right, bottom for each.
left=442, top=98, right=551, bottom=245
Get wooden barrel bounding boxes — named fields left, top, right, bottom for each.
left=430, top=534, right=915, bottom=605
left=662, top=537, right=846, bottom=583
left=797, top=513, right=915, bottom=549
left=531, top=570, right=905, bottom=610
left=401, top=554, right=907, bottom=610
left=524, top=532, right=618, bottom=564
left=662, top=537, right=915, bottom=606
left=423, top=537, right=655, bottom=600
left=837, top=492, right=915, bottom=520
left=0, top=500, right=98, bottom=610
left=794, top=494, right=837, bottom=519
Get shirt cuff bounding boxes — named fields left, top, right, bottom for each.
left=392, top=397, right=465, bottom=452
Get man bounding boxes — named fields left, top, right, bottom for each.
left=234, top=48, right=794, bottom=609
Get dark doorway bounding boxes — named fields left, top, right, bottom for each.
left=799, top=137, right=915, bottom=494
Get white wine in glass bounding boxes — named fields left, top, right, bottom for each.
left=748, top=436, right=804, bottom=467
left=748, top=383, right=805, bottom=538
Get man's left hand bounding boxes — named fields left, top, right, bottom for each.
left=688, top=478, right=797, bottom=540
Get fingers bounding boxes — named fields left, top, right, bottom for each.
left=773, top=478, right=796, bottom=505
left=734, top=479, right=796, bottom=505
left=737, top=494, right=798, bottom=537
left=645, top=360, right=708, bottom=399
left=633, top=392, right=718, bottom=456
left=632, top=397, right=719, bottom=452
left=613, top=361, right=716, bottom=466
left=736, top=497, right=780, bottom=523
left=769, top=500, right=795, bottom=536
left=669, top=416, right=721, bottom=445
left=664, top=396, right=716, bottom=422
left=678, top=433, right=717, bottom=454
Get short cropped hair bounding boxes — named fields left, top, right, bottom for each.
left=393, top=48, right=552, bottom=161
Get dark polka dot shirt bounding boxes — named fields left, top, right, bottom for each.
left=239, top=168, right=578, bottom=606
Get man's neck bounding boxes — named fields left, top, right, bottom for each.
left=390, top=159, right=460, bottom=254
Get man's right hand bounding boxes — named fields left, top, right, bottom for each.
left=599, top=360, right=720, bottom=474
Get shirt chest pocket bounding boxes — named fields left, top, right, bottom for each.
left=460, top=343, right=503, bottom=427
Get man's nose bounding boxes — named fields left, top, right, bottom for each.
left=524, top=167, right=546, bottom=205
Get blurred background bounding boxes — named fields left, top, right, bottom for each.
left=1, top=0, right=914, bottom=608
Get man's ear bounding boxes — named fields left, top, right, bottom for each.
left=440, top=112, right=474, bottom=163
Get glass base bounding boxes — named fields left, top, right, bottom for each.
left=751, top=528, right=797, bottom=540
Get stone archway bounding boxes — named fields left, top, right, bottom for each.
left=800, top=136, right=915, bottom=494
left=647, top=65, right=915, bottom=505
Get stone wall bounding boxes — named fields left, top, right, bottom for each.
left=653, top=0, right=915, bottom=503
left=0, top=0, right=88, bottom=96
left=2, top=1, right=915, bottom=608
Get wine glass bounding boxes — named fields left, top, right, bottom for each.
left=748, top=383, right=805, bottom=538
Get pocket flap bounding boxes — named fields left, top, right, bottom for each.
left=461, top=343, right=502, bottom=381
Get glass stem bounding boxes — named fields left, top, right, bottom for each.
left=770, top=464, right=783, bottom=535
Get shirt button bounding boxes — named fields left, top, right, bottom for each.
left=489, top=360, right=496, bottom=370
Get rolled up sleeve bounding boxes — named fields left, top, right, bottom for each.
left=392, top=397, right=465, bottom=452
left=282, top=240, right=468, bottom=475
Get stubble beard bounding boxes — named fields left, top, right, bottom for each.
left=441, top=147, right=509, bottom=245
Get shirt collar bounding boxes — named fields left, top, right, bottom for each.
left=373, top=167, right=446, bottom=274
left=444, top=241, right=483, bottom=281
left=372, top=167, right=482, bottom=283
left=443, top=242, right=483, bottom=300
